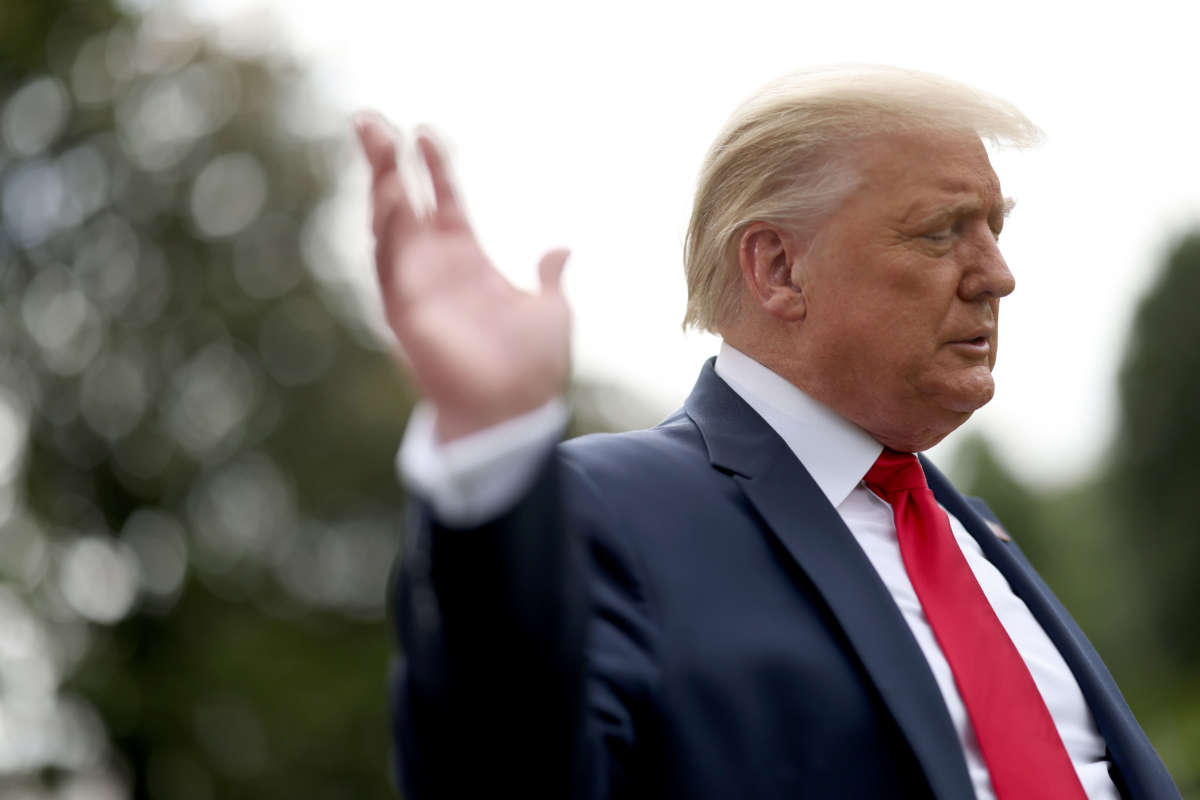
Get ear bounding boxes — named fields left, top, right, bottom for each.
left=738, top=222, right=807, bottom=322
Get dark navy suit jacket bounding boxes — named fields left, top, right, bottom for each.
left=392, top=361, right=1179, bottom=798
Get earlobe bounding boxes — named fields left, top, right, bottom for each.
left=763, top=275, right=806, bottom=321
left=783, top=276, right=807, bottom=321
left=739, top=222, right=807, bottom=323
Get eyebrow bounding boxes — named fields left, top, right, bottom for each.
left=906, top=195, right=1016, bottom=224
left=993, top=197, right=1017, bottom=231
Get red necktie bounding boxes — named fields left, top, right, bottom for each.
left=864, top=448, right=1087, bottom=799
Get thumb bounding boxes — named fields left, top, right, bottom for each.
left=538, top=248, right=570, bottom=294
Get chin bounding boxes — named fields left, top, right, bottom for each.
left=930, top=372, right=996, bottom=414
left=887, top=412, right=972, bottom=453
left=942, top=392, right=993, bottom=414
left=858, top=372, right=994, bottom=452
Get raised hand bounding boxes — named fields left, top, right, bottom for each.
left=356, top=116, right=571, bottom=443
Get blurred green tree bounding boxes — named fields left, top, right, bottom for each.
left=1, top=0, right=416, bottom=796
left=1112, top=232, right=1200, bottom=669
left=0, top=3, right=638, bottom=796
left=1108, top=232, right=1200, bottom=793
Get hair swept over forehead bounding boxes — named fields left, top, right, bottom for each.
left=682, top=64, right=1041, bottom=333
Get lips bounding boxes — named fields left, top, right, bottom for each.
left=946, top=326, right=993, bottom=356
left=950, top=326, right=993, bottom=345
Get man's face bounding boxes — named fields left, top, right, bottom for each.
left=791, top=131, right=1015, bottom=452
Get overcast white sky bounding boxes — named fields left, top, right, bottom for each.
left=169, top=0, right=1200, bottom=485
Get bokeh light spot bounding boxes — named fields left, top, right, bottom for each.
left=114, top=58, right=238, bottom=172
left=74, top=213, right=142, bottom=318
left=186, top=453, right=294, bottom=573
left=2, top=159, right=66, bottom=247
left=163, top=339, right=261, bottom=461
left=0, top=388, right=30, bottom=484
left=20, top=266, right=105, bottom=376
left=121, top=508, right=188, bottom=607
left=59, top=537, right=140, bottom=624
left=56, top=144, right=111, bottom=230
left=80, top=350, right=150, bottom=440
left=0, top=514, right=50, bottom=590
left=189, top=152, right=267, bottom=238
left=1, top=76, right=70, bottom=157
left=71, top=34, right=120, bottom=107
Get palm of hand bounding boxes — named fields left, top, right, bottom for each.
left=358, top=117, right=571, bottom=441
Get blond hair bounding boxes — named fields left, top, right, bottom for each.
left=682, top=65, right=1041, bottom=333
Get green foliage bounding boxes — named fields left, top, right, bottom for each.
left=1113, top=232, right=1200, bottom=669
left=0, top=0, right=411, bottom=796
left=951, top=434, right=1047, bottom=561
left=74, top=582, right=394, bottom=799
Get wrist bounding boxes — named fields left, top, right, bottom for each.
left=433, top=396, right=560, bottom=444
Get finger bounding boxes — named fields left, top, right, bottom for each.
left=538, top=248, right=570, bottom=294
left=415, top=129, right=466, bottom=227
left=355, top=113, right=398, bottom=178
left=372, top=172, right=412, bottom=243
left=375, top=185, right=413, bottom=294
left=357, top=118, right=417, bottom=242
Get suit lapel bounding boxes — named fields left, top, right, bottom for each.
left=684, top=363, right=975, bottom=800
left=924, top=460, right=1179, bottom=799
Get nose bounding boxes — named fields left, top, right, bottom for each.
left=958, top=229, right=1015, bottom=301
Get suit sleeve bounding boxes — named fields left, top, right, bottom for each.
left=391, top=446, right=661, bottom=799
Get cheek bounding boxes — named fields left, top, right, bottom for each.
left=875, top=313, right=937, bottom=365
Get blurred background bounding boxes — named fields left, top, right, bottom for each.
left=0, top=0, right=1196, bottom=797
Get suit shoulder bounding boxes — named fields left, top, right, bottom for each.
left=557, top=409, right=704, bottom=483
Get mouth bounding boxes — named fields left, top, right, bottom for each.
left=948, top=335, right=991, bottom=355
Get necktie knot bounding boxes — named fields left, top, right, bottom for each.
left=863, top=448, right=928, bottom=499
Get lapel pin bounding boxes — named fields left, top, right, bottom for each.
left=987, top=521, right=1012, bottom=542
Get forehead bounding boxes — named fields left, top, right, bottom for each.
left=849, top=130, right=1002, bottom=210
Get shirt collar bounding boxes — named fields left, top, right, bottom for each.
left=714, top=341, right=883, bottom=508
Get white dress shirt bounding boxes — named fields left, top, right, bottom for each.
left=713, top=343, right=1118, bottom=799
left=399, top=342, right=1119, bottom=799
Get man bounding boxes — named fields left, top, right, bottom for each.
left=357, top=66, right=1180, bottom=798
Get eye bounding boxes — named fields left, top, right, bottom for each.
left=922, top=227, right=955, bottom=244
